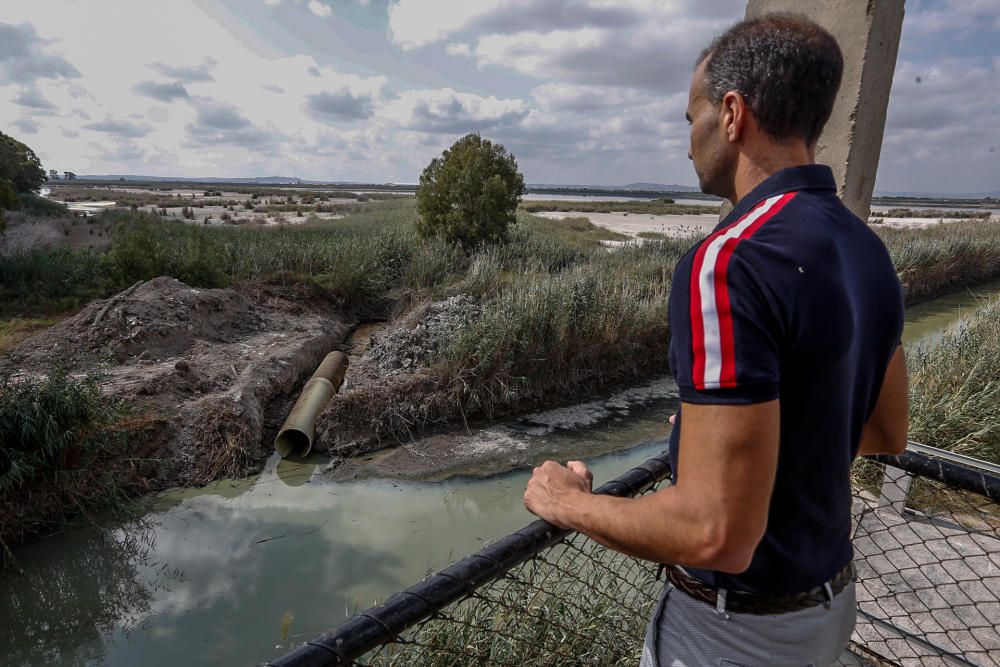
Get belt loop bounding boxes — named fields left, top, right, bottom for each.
left=822, top=582, right=834, bottom=610
left=715, top=588, right=730, bottom=619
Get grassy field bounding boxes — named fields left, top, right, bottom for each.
left=872, top=207, right=992, bottom=219
left=876, top=219, right=1000, bottom=304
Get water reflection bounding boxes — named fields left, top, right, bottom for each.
left=1, top=526, right=162, bottom=666
left=902, top=280, right=1000, bottom=347
left=1, top=429, right=670, bottom=667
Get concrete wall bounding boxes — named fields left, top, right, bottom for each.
left=727, top=0, right=904, bottom=221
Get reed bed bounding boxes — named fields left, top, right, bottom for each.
left=0, top=366, right=141, bottom=549
left=876, top=219, right=1000, bottom=304
left=907, top=297, right=1000, bottom=463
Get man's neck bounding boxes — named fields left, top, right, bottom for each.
left=730, top=140, right=814, bottom=205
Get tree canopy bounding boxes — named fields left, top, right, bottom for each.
left=0, top=132, right=46, bottom=194
left=416, top=133, right=525, bottom=248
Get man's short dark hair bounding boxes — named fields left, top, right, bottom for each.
left=696, top=14, right=843, bottom=145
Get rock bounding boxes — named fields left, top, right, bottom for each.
left=175, top=360, right=190, bottom=373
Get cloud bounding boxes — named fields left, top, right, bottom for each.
left=0, top=21, right=80, bottom=84
left=388, top=0, right=503, bottom=49
left=531, top=82, right=653, bottom=113
left=185, top=99, right=278, bottom=150
left=389, top=0, right=738, bottom=91
left=472, top=1, right=641, bottom=35
left=132, top=80, right=190, bottom=102
left=388, top=0, right=643, bottom=48
left=305, top=89, right=375, bottom=121
left=308, top=1, right=332, bottom=18
left=147, top=58, right=216, bottom=82
left=94, top=139, right=147, bottom=162
left=445, top=43, right=472, bottom=58
left=83, top=116, right=153, bottom=138
left=12, top=117, right=40, bottom=134
left=876, top=54, right=1000, bottom=193
left=13, top=86, right=57, bottom=110
left=472, top=23, right=719, bottom=91
left=903, top=0, right=1000, bottom=38
left=385, top=88, right=529, bottom=134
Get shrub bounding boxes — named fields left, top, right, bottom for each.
left=0, top=366, right=132, bottom=544
left=16, top=192, right=67, bottom=217
left=416, top=133, right=525, bottom=248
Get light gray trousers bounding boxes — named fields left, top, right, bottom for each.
left=639, top=580, right=857, bottom=667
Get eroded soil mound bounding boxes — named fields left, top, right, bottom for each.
left=315, top=295, right=481, bottom=455
left=16, top=277, right=263, bottom=364
left=9, top=277, right=353, bottom=487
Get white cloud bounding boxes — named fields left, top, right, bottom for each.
left=307, top=1, right=332, bottom=18
left=1, top=0, right=996, bottom=191
left=388, top=0, right=504, bottom=50
left=445, top=43, right=472, bottom=58
left=382, top=88, right=529, bottom=134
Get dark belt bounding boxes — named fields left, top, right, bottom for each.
left=661, top=562, right=854, bottom=615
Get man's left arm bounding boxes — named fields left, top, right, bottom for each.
left=524, top=399, right=779, bottom=574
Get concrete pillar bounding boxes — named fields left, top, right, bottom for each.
left=721, top=0, right=904, bottom=222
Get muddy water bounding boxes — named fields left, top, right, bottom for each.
left=902, top=279, right=1000, bottom=346
left=3, top=283, right=1000, bottom=666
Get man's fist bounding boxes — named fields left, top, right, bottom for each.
left=524, top=460, right=592, bottom=529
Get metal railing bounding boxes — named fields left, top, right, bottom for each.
left=268, top=442, right=1000, bottom=667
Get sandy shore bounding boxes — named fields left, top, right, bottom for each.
left=535, top=210, right=719, bottom=239
left=537, top=209, right=997, bottom=239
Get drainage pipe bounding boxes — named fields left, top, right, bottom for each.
left=275, top=351, right=348, bottom=458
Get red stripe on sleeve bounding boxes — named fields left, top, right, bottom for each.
left=712, top=191, right=796, bottom=388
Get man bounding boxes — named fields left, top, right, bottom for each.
left=524, top=14, right=908, bottom=666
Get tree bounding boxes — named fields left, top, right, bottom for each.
left=416, top=133, right=525, bottom=247
left=0, top=131, right=46, bottom=194
left=0, top=132, right=47, bottom=232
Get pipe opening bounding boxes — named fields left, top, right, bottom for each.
left=275, top=429, right=312, bottom=458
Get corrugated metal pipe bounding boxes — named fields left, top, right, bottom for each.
left=275, top=351, right=348, bottom=458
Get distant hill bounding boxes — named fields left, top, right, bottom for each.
left=76, top=175, right=310, bottom=185
left=528, top=182, right=701, bottom=193
left=874, top=189, right=1000, bottom=200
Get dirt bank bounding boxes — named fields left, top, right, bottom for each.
left=8, top=276, right=353, bottom=487
left=312, top=295, right=480, bottom=458
left=326, top=376, right=678, bottom=482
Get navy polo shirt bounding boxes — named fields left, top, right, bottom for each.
left=667, top=164, right=903, bottom=595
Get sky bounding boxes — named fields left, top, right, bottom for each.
left=1, top=0, right=998, bottom=194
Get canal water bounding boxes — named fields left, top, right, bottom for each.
left=3, top=282, right=1000, bottom=667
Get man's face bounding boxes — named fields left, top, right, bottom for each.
left=686, top=60, right=735, bottom=200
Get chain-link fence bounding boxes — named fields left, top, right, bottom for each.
left=268, top=444, right=1000, bottom=667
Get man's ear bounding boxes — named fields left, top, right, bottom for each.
left=720, top=90, right=747, bottom=144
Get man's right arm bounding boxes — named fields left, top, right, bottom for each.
left=856, top=345, right=908, bottom=457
